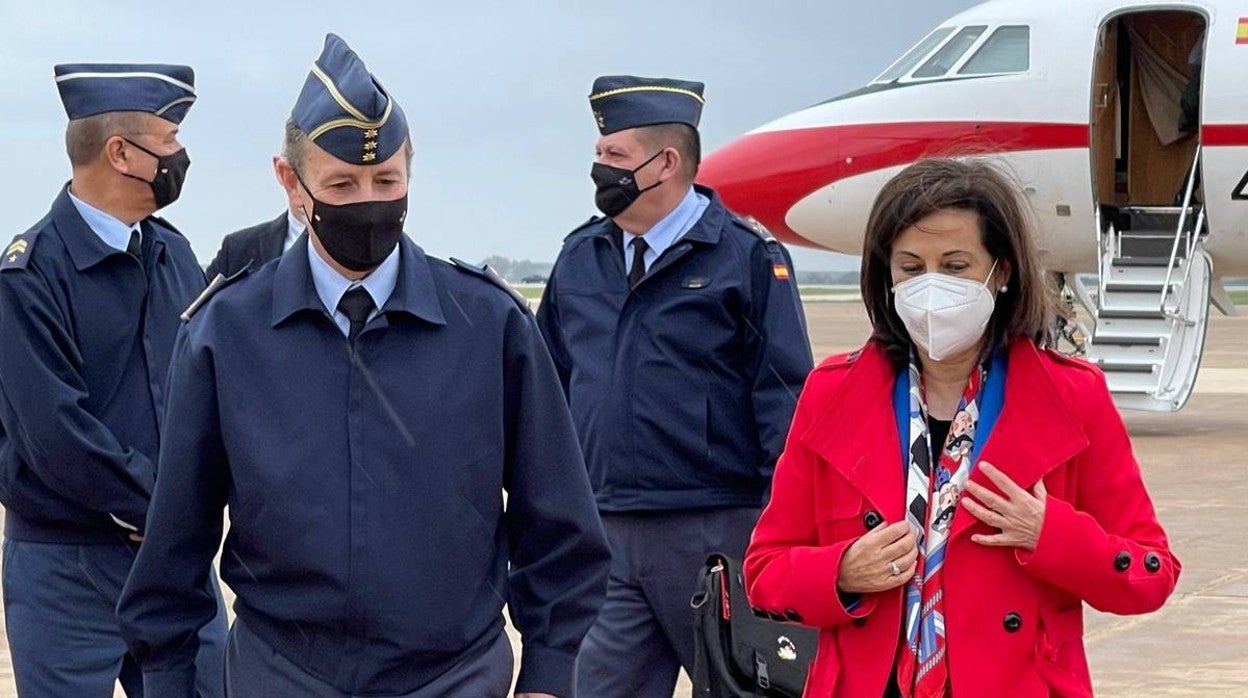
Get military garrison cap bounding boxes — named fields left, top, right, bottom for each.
left=589, top=75, right=705, bottom=135
left=292, top=33, right=408, bottom=165
left=53, top=63, right=196, bottom=123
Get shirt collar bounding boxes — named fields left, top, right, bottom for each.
left=67, top=188, right=139, bottom=253
left=271, top=235, right=446, bottom=328
left=307, top=238, right=400, bottom=319
left=621, top=186, right=705, bottom=255
left=285, top=210, right=306, bottom=251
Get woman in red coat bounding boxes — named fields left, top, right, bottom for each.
left=744, top=159, right=1179, bottom=697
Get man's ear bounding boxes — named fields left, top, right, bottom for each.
left=273, top=157, right=311, bottom=219
left=659, top=146, right=681, bottom=182
left=103, top=135, right=133, bottom=175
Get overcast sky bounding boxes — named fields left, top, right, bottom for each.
left=1, top=0, right=980, bottom=273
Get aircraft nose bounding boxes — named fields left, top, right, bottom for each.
left=698, top=126, right=841, bottom=248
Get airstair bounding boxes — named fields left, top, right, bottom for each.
left=1071, top=151, right=1212, bottom=412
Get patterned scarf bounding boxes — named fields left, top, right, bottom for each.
left=895, top=354, right=986, bottom=698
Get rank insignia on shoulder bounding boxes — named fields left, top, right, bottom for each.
left=450, top=258, right=531, bottom=312
left=181, top=263, right=251, bottom=321
left=0, top=235, right=34, bottom=271
left=738, top=215, right=777, bottom=244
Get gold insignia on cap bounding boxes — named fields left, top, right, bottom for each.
left=594, top=110, right=605, bottom=129
left=362, top=152, right=377, bottom=162
left=588, top=85, right=705, bottom=104
left=305, top=64, right=394, bottom=143
left=364, top=141, right=377, bottom=151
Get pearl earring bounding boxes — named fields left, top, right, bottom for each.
left=1000, top=285, right=1008, bottom=293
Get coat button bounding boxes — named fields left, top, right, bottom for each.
left=1114, top=551, right=1132, bottom=572
left=863, top=510, right=884, bottom=530
left=1144, top=552, right=1161, bottom=573
left=785, top=608, right=803, bottom=623
left=1003, top=612, right=1022, bottom=633
left=853, top=617, right=868, bottom=627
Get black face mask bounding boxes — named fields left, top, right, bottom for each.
left=296, top=172, right=407, bottom=272
left=122, top=138, right=190, bottom=210
left=590, top=149, right=666, bottom=218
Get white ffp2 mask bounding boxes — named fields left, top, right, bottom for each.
left=893, top=261, right=998, bottom=362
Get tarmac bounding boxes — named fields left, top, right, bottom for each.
left=0, top=299, right=1244, bottom=696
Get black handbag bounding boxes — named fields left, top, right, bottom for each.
left=690, top=553, right=819, bottom=697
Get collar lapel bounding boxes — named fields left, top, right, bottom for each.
left=950, top=341, right=1089, bottom=541
left=634, top=190, right=722, bottom=287
left=53, top=186, right=121, bottom=272
left=798, top=345, right=907, bottom=522
left=269, top=236, right=325, bottom=327
left=380, top=238, right=447, bottom=326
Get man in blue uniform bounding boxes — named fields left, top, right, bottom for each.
left=118, top=35, right=610, bottom=698
left=0, top=64, right=227, bottom=697
left=536, top=75, right=814, bottom=697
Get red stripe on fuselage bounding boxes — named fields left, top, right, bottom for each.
left=1203, top=125, right=1248, bottom=147
left=698, top=121, right=1090, bottom=249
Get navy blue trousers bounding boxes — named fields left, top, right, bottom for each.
left=224, top=617, right=514, bottom=698
left=575, top=507, right=759, bottom=698
left=2, top=538, right=227, bottom=698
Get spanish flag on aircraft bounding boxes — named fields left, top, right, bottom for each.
left=1238, top=18, right=1248, bottom=45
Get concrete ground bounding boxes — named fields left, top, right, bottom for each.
left=0, top=300, right=1244, bottom=696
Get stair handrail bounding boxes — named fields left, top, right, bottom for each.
left=1165, top=206, right=1206, bottom=320
left=1160, top=146, right=1201, bottom=313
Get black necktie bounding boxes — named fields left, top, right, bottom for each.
left=627, top=238, right=649, bottom=290
left=126, top=229, right=142, bottom=260
left=337, top=287, right=376, bottom=343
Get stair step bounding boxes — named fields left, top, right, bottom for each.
left=1113, top=256, right=1177, bottom=267
left=1086, top=343, right=1165, bottom=367
left=1093, top=316, right=1169, bottom=343
left=1120, top=228, right=1180, bottom=238
left=1100, top=290, right=1165, bottom=316
left=1104, top=370, right=1159, bottom=394
left=1120, top=237, right=1184, bottom=259
left=1121, top=205, right=1198, bottom=216
left=1104, top=265, right=1174, bottom=289
left=1111, top=392, right=1176, bottom=412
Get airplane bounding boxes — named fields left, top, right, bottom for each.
left=698, top=0, right=1248, bottom=412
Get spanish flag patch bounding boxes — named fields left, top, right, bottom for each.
left=1238, top=18, right=1248, bottom=45
left=772, top=263, right=791, bottom=280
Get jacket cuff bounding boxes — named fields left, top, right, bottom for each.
left=143, top=668, right=195, bottom=698
left=515, top=643, right=577, bottom=697
left=1016, top=495, right=1104, bottom=579
left=783, top=539, right=878, bottom=626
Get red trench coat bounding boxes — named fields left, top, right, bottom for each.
left=744, top=340, right=1179, bottom=697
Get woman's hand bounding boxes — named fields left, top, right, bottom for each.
left=836, top=521, right=918, bottom=594
left=963, top=461, right=1047, bottom=551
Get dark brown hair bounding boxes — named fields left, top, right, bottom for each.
left=859, top=158, right=1053, bottom=368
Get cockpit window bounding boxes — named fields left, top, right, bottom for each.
left=874, top=27, right=955, bottom=83
left=912, top=26, right=987, bottom=79
left=959, top=25, right=1031, bottom=75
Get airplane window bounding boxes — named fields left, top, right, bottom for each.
left=874, top=27, right=955, bottom=83
left=959, top=25, right=1031, bottom=74
left=912, top=26, right=987, bottom=79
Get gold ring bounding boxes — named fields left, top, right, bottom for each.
left=889, top=561, right=901, bottom=576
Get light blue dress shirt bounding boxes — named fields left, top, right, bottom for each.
left=622, top=187, right=710, bottom=274
left=284, top=211, right=306, bottom=252
left=307, top=241, right=400, bottom=337
left=67, top=189, right=140, bottom=252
